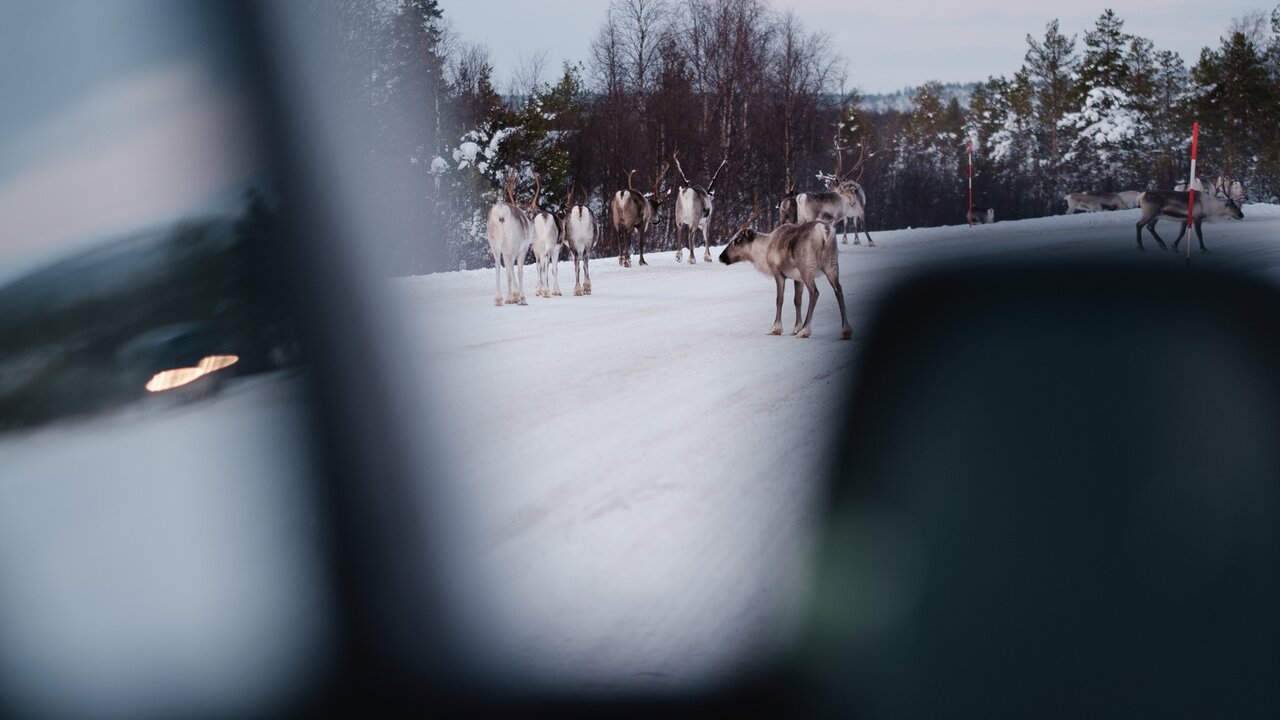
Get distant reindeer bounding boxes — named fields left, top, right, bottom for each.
left=610, top=163, right=670, bottom=267
left=1175, top=175, right=1243, bottom=202
left=1065, top=191, right=1127, bottom=213
left=967, top=206, right=995, bottom=224
left=1117, top=190, right=1143, bottom=209
left=778, top=181, right=798, bottom=225
left=672, top=150, right=727, bottom=264
left=487, top=170, right=535, bottom=306
left=796, top=139, right=875, bottom=246
left=563, top=185, right=599, bottom=296
left=1134, top=189, right=1244, bottom=253
left=528, top=172, right=563, bottom=298
left=719, top=208, right=852, bottom=340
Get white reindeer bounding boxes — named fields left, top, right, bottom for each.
left=487, top=170, right=535, bottom=306
left=672, top=150, right=727, bottom=264
left=719, top=209, right=852, bottom=340
left=528, top=172, right=563, bottom=298
left=563, top=186, right=599, bottom=296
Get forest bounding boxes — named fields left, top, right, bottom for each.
left=306, top=0, right=1280, bottom=275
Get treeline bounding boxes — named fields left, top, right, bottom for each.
left=309, top=1, right=1280, bottom=276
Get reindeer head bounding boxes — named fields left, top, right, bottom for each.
left=779, top=182, right=798, bottom=225
left=719, top=206, right=762, bottom=265
left=1224, top=195, right=1245, bottom=220
left=646, top=161, right=671, bottom=213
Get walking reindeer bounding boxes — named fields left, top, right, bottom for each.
left=528, top=172, right=564, bottom=298
left=610, top=163, right=670, bottom=267
left=795, top=139, right=875, bottom=246
left=487, top=170, right=536, bottom=306
left=563, top=185, right=599, bottom=296
left=1135, top=189, right=1243, bottom=253
left=672, top=150, right=727, bottom=264
left=719, top=206, right=852, bottom=340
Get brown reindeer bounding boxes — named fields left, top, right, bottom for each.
left=609, top=163, right=670, bottom=267
left=1134, top=190, right=1243, bottom=253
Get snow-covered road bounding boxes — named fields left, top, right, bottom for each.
left=394, top=205, right=1280, bottom=693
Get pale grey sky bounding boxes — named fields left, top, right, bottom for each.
left=441, top=0, right=1273, bottom=94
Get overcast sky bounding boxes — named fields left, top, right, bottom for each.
left=442, top=0, right=1272, bottom=95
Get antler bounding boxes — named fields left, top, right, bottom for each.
left=652, top=161, right=670, bottom=200
left=566, top=183, right=574, bottom=209
left=528, top=171, right=541, bottom=211
left=706, top=157, right=728, bottom=195
left=626, top=169, right=637, bottom=192
left=673, top=150, right=691, bottom=186
left=845, top=143, right=867, bottom=184
left=505, top=169, right=517, bottom=205
left=740, top=198, right=761, bottom=231
left=579, top=185, right=589, bottom=206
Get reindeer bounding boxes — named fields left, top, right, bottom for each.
left=778, top=181, right=799, bottom=226
left=486, top=170, right=535, bottom=306
left=563, top=185, right=599, bottom=296
left=672, top=150, right=727, bottom=264
left=719, top=207, right=852, bottom=340
left=528, top=172, right=563, bottom=298
left=967, top=207, right=995, bottom=224
left=796, top=139, right=875, bottom=246
left=1065, top=191, right=1128, bottom=213
left=1134, top=189, right=1244, bottom=253
left=610, top=163, right=669, bottom=267
left=1175, top=175, right=1243, bottom=203
left=1117, top=190, right=1143, bottom=209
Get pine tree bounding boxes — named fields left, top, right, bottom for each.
left=1023, top=19, right=1078, bottom=183
left=1192, top=31, right=1279, bottom=187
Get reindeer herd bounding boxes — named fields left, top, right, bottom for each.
left=486, top=143, right=1250, bottom=338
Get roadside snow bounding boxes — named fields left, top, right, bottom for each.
left=394, top=205, right=1280, bottom=693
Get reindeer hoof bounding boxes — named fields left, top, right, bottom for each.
left=584, top=283, right=592, bottom=294
left=553, top=290, right=562, bottom=296
left=853, top=240, right=861, bottom=246
left=675, top=253, right=683, bottom=262
left=639, top=258, right=648, bottom=266
left=574, top=287, right=584, bottom=296
left=841, top=239, right=849, bottom=245
left=796, top=328, right=812, bottom=339
left=495, top=295, right=504, bottom=306
left=768, top=326, right=783, bottom=335
left=867, top=241, right=875, bottom=248
left=704, top=254, right=712, bottom=263
left=1201, top=248, right=1211, bottom=254
left=840, top=327, right=853, bottom=341
left=689, top=256, right=696, bottom=265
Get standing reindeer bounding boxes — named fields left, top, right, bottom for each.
left=796, top=140, right=875, bottom=246
left=778, top=181, right=798, bottom=225
left=1134, top=189, right=1244, bottom=253
left=719, top=208, right=852, bottom=340
left=672, top=150, right=727, bottom=264
left=486, top=169, right=535, bottom=306
left=528, top=172, right=563, bottom=298
left=610, top=163, right=670, bottom=267
left=563, top=185, right=599, bottom=296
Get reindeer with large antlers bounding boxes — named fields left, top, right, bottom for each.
left=527, top=172, right=565, bottom=298
left=609, top=162, right=670, bottom=267
left=672, top=150, right=727, bottom=264
left=719, top=205, right=852, bottom=340
left=795, top=136, right=875, bottom=246
left=486, top=169, right=536, bottom=306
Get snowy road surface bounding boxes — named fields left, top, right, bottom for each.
left=394, top=205, right=1280, bottom=692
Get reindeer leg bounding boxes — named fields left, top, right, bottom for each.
left=1135, top=219, right=1146, bottom=251
left=690, top=225, right=698, bottom=264
left=516, top=248, right=529, bottom=305
left=797, top=277, right=819, bottom=339
left=1195, top=219, right=1209, bottom=254
left=850, top=217, right=861, bottom=246
left=840, top=218, right=849, bottom=245
left=770, top=276, right=785, bottom=335
left=551, top=246, right=562, bottom=295
left=862, top=219, right=875, bottom=248
left=702, top=222, right=711, bottom=263
left=826, top=267, right=852, bottom=340
left=573, top=250, right=583, bottom=296
left=638, top=227, right=648, bottom=266
left=493, top=250, right=504, bottom=306
left=792, top=280, right=803, bottom=335
left=675, top=223, right=684, bottom=262
left=583, top=253, right=592, bottom=294
left=504, top=253, right=518, bottom=304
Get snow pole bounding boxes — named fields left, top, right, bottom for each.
left=967, top=138, right=974, bottom=228
left=1186, top=121, right=1199, bottom=266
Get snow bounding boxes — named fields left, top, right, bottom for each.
left=5, top=207, right=1280, bottom=709
left=394, top=204, right=1280, bottom=693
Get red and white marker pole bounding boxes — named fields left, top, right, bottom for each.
left=1186, top=121, right=1199, bottom=264
left=967, top=138, right=974, bottom=228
